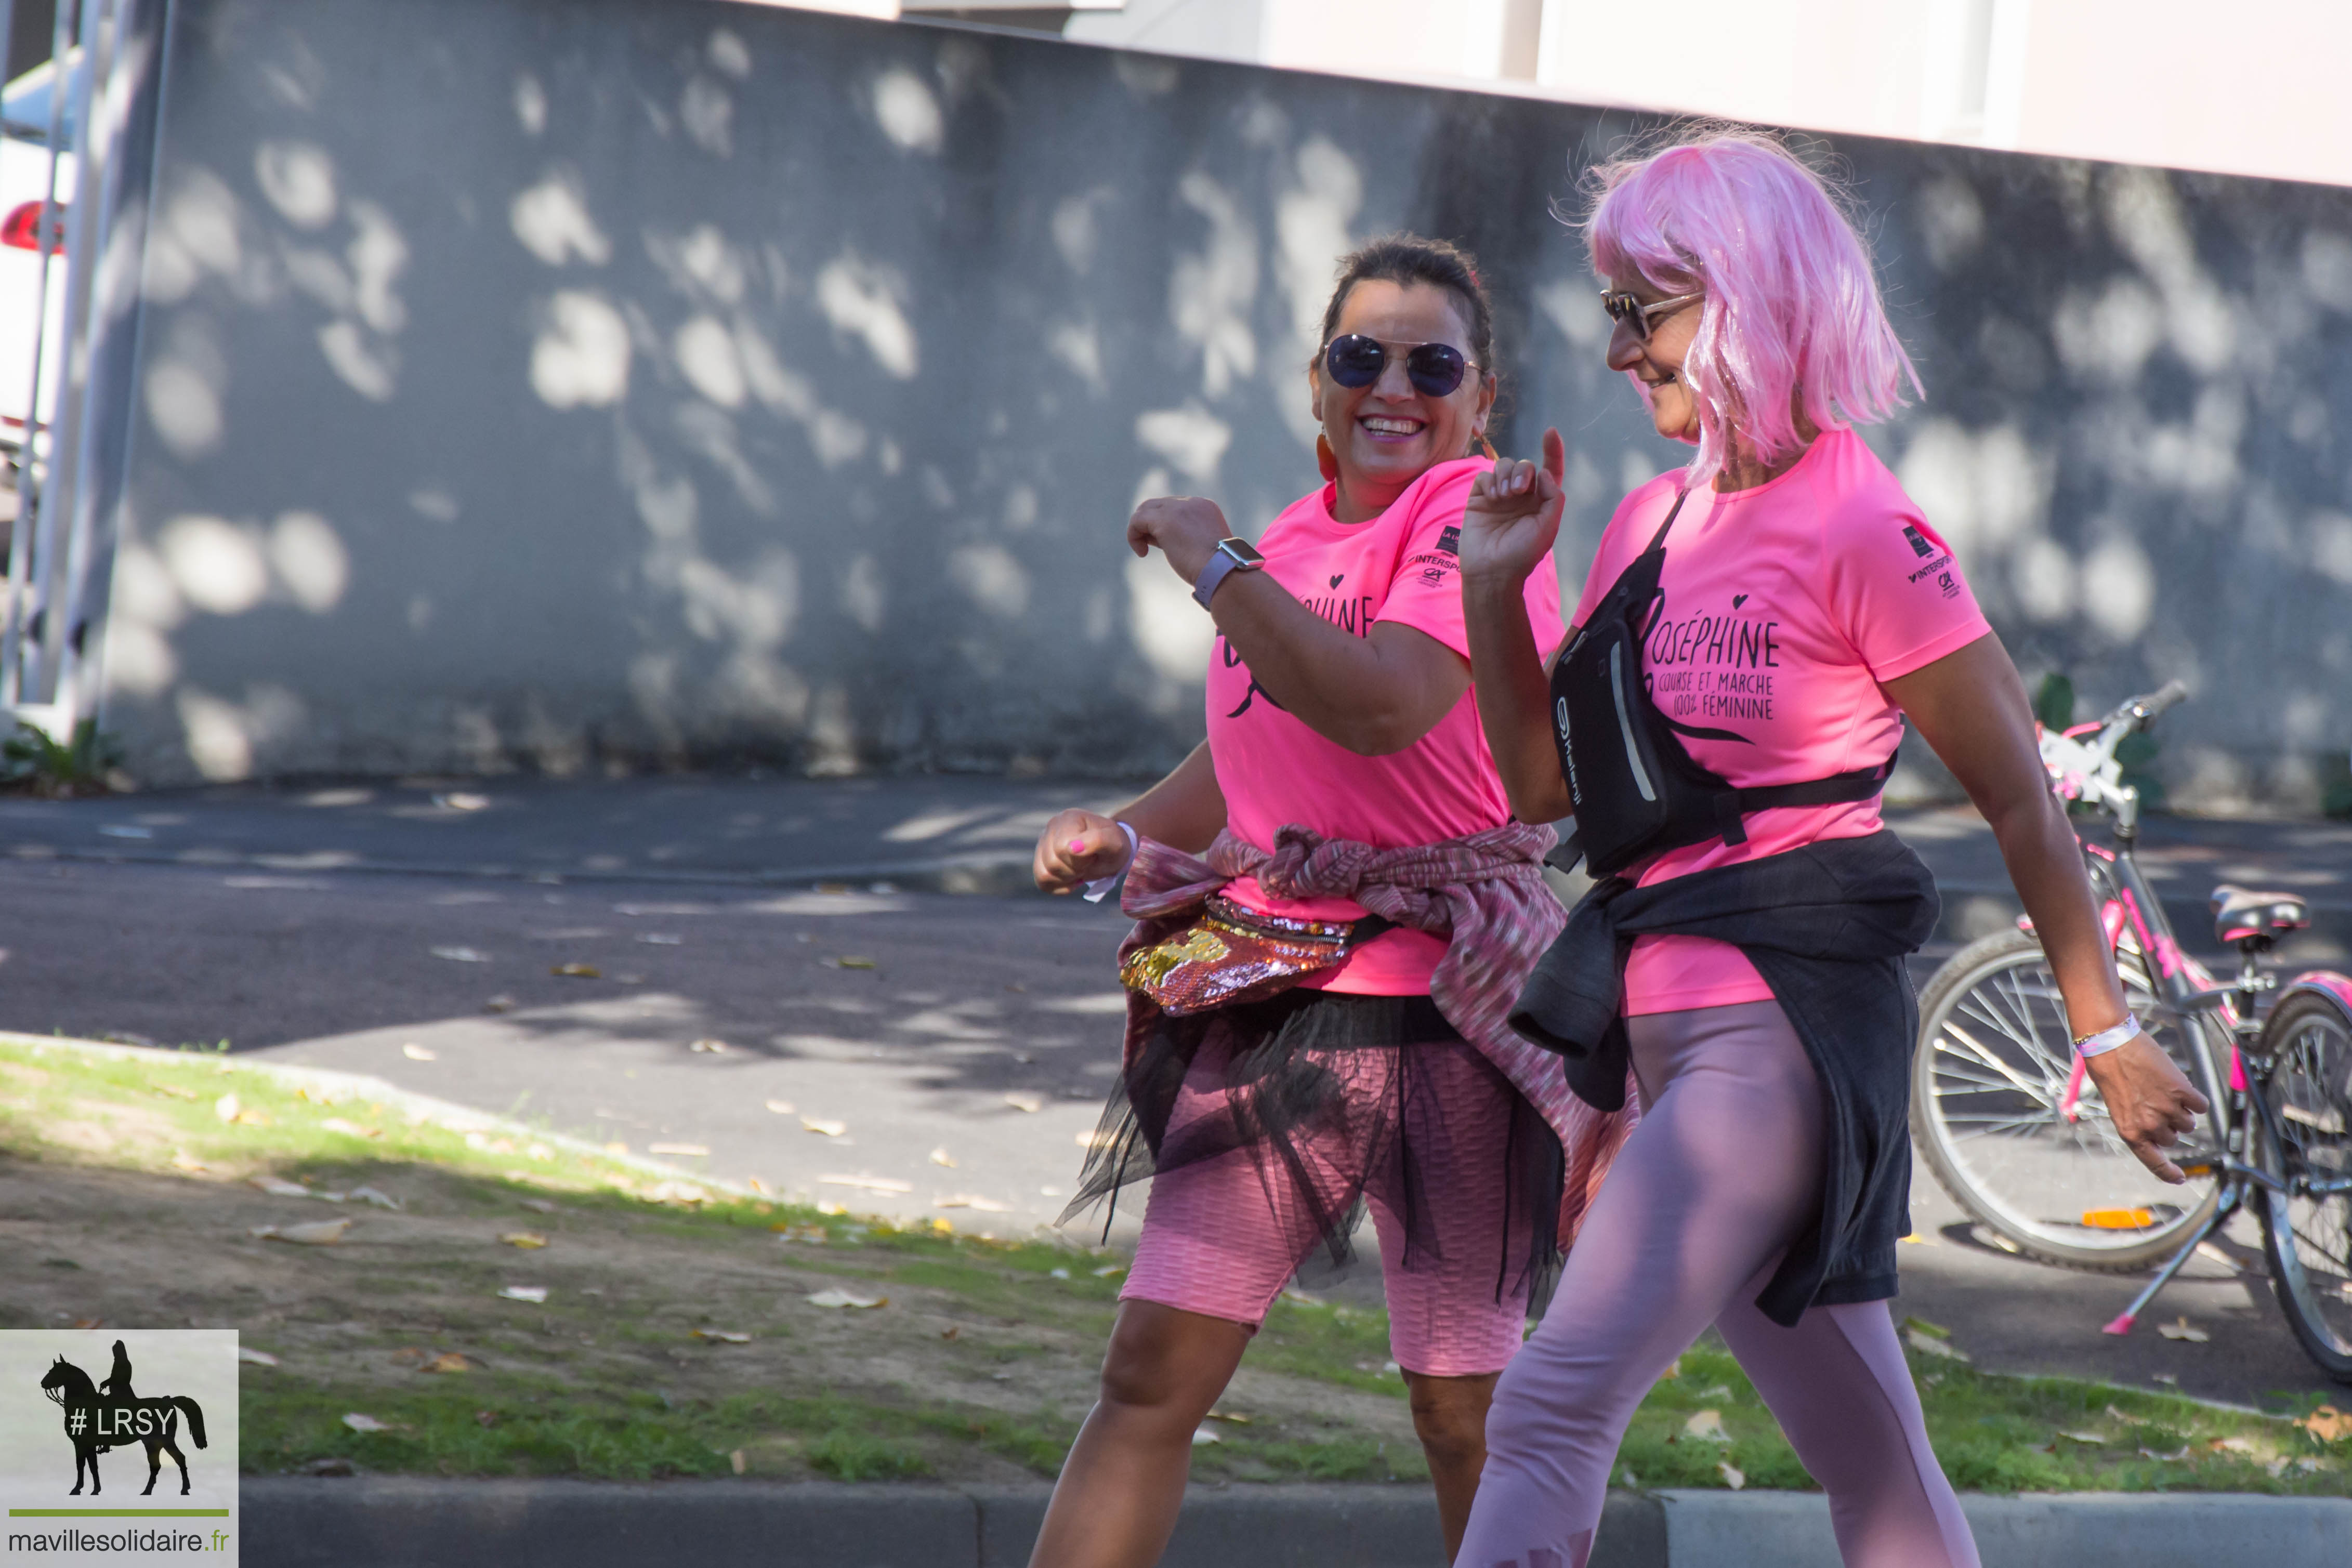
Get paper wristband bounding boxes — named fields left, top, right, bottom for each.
left=2073, top=1012, right=2139, bottom=1059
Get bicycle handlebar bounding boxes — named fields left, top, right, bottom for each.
left=2096, top=680, right=2189, bottom=732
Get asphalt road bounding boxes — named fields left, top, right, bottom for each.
left=5, top=775, right=2350, bottom=1410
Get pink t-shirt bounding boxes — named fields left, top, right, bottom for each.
left=1566, top=428, right=1991, bottom=1015
left=1208, top=456, right=1567, bottom=994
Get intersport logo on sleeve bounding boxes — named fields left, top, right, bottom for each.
left=2, top=1331, right=238, bottom=1564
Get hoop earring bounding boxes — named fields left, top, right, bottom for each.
left=1316, top=432, right=1339, bottom=482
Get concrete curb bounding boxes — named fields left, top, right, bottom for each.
left=237, top=1479, right=2352, bottom=1567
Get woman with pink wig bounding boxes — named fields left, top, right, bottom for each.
left=1451, top=129, right=2208, bottom=1567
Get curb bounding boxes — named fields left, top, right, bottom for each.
left=237, top=1479, right=2352, bottom=1567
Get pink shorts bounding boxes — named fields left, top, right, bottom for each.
left=1120, top=1034, right=1535, bottom=1378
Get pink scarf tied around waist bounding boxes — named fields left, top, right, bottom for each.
left=1119, top=820, right=1635, bottom=1244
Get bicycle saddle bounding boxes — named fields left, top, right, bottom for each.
left=2210, top=884, right=2310, bottom=950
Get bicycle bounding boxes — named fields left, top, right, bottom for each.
left=1910, top=682, right=2352, bottom=1382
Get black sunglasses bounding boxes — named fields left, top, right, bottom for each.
left=1600, top=289, right=1702, bottom=342
left=1321, top=334, right=1478, bottom=398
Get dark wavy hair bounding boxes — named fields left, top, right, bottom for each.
left=1315, top=233, right=1497, bottom=393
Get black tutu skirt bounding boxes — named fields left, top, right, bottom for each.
left=1063, top=987, right=1565, bottom=1305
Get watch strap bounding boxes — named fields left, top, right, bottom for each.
left=1192, top=540, right=1259, bottom=609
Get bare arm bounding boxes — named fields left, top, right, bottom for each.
left=1459, top=429, right=1574, bottom=822
left=1885, top=634, right=2210, bottom=1180
left=1033, top=741, right=1225, bottom=894
left=1128, top=497, right=1468, bottom=756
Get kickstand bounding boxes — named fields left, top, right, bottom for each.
left=2101, top=1186, right=2239, bottom=1336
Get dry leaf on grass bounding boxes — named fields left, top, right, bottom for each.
left=648, top=1142, right=710, bottom=1157
left=1901, top=1318, right=1970, bottom=1361
left=822, top=1174, right=912, bottom=1193
left=251, top=1176, right=311, bottom=1198
left=1681, top=1409, right=1730, bottom=1444
left=764, top=1099, right=796, bottom=1115
left=728, top=1448, right=747, bottom=1474
left=237, top=1347, right=280, bottom=1367
left=773, top=1224, right=828, bottom=1243
left=2057, top=1431, right=2108, bottom=1445
left=518, top=1198, right=557, bottom=1215
left=419, top=1352, right=473, bottom=1375
left=500, top=1232, right=549, bottom=1250
left=341, top=1413, right=391, bottom=1433
left=321, top=1117, right=383, bottom=1139
left=801, top=1117, right=847, bottom=1138
left=692, top=1328, right=752, bottom=1344
left=253, top=1219, right=352, bottom=1246
left=689, top=1038, right=727, bottom=1052
left=929, top=1147, right=957, bottom=1167
left=1717, top=1460, right=1745, bottom=1490
left=400, top=1043, right=439, bottom=1061
left=498, top=1286, right=548, bottom=1304
left=169, top=1152, right=207, bottom=1172
left=2157, top=1317, right=2210, bottom=1342
left=214, top=1093, right=241, bottom=1123
left=1003, top=1092, right=1044, bottom=1114
left=1190, top=1426, right=1220, bottom=1446
left=804, top=1289, right=886, bottom=1310
left=933, top=1193, right=1007, bottom=1210
left=1205, top=1410, right=1252, bottom=1426
left=1092, top=1264, right=1124, bottom=1277
left=2140, top=1445, right=2192, bottom=1461
left=2298, top=1404, right=2351, bottom=1442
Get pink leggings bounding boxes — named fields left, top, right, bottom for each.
left=1457, top=1001, right=1978, bottom=1568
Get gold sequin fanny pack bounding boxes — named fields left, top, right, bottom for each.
left=1119, top=895, right=1392, bottom=1017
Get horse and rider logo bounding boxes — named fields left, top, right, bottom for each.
left=36, top=1339, right=209, bottom=1496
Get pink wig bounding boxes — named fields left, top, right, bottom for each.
left=1582, top=128, right=1921, bottom=484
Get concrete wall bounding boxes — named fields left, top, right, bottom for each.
left=89, top=0, right=2352, bottom=805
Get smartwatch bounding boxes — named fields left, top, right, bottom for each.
left=1191, top=536, right=1266, bottom=610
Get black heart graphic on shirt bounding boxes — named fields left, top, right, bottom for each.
left=1732, top=594, right=1749, bottom=609
left=1329, top=574, right=1344, bottom=588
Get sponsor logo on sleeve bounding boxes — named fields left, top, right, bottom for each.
left=1901, top=524, right=1961, bottom=599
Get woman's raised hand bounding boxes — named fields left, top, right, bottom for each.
left=1034, top=807, right=1133, bottom=895
left=1127, top=496, right=1232, bottom=586
left=1461, top=427, right=1567, bottom=587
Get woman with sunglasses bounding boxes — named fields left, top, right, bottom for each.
left=1451, top=130, right=2206, bottom=1568
left=1027, top=235, right=1627, bottom=1567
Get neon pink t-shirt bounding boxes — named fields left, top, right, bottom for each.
left=1566, top=428, right=1991, bottom=1016
left=1208, top=456, right=1567, bottom=995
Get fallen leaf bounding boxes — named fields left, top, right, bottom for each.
left=435, top=792, right=491, bottom=812
left=2158, top=1317, right=2210, bottom=1342
left=689, top=1038, right=727, bottom=1053
left=822, top=1174, right=913, bottom=1193
left=774, top=1223, right=828, bottom=1243
left=2105, top=1404, right=2147, bottom=1426
left=251, top=1176, right=312, bottom=1198
left=1659, top=1356, right=1681, bottom=1379
left=804, top=1290, right=886, bottom=1310
left=71, top=1318, right=103, bottom=1330
left=648, top=1142, right=711, bottom=1157
left=1278, top=1287, right=1325, bottom=1308
left=321, top=1117, right=383, bottom=1139
left=801, top=1117, right=847, bottom=1137
left=484, top=995, right=516, bottom=1013
left=834, top=956, right=878, bottom=970
left=214, top=1093, right=242, bottom=1123
left=430, top=947, right=489, bottom=964
left=1683, top=1409, right=1731, bottom=1444
left=1206, top=1409, right=1252, bottom=1425
left=258, top=1219, right=352, bottom=1246
left=692, top=1328, right=752, bottom=1343
left=1190, top=1426, right=1220, bottom=1445
left=2057, top=1431, right=2108, bottom=1445
left=2140, top=1445, right=2191, bottom=1461
left=1717, top=1460, right=1745, bottom=1490
left=2208, top=1437, right=2259, bottom=1456
left=940, top=1325, right=961, bottom=1341
left=933, top=1192, right=1007, bottom=1210
left=238, top=1347, right=280, bottom=1367
left=169, top=1152, right=207, bottom=1172
left=341, top=1413, right=390, bottom=1433
left=498, top=1286, right=549, bottom=1303
left=1048, top=1268, right=1071, bottom=1281
left=1092, top=1264, right=1124, bottom=1277
left=553, top=962, right=601, bottom=978
left=1003, top=1092, right=1044, bottom=1114
left=476, top=1410, right=500, bottom=1430
left=642, top=1180, right=708, bottom=1204
left=500, top=1231, right=549, bottom=1249
left=605, top=1141, right=629, bottom=1156
left=518, top=1198, right=557, bottom=1214
left=2298, top=1404, right=2351, bottom=1442
left=729, top=1448, right=747, bottom=1474
left=1900, top=1232, right=1938, bottom=1245
left=929, top=1147, right=957, bottom=1168
left=764, top=1099, right=796, bottom=1115
left=419, top=1352, right=473, bottom=1375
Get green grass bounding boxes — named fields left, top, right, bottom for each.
left=8, top=1034, right=2352, bottom=1492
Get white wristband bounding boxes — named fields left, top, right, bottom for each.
left=1082, top=821, right=1140, bottom=904
left=2073, top=1012, right=2139, bottom=1059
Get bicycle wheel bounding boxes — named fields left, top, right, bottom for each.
left=2253, top=990, right=2352, bottom=1383
left=1912, top=928, right=2224, bottom=1269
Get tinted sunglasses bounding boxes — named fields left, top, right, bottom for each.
left=1321, top=334, right=1478, bottom=398
left=1600, top=289, right=1702, bottom=341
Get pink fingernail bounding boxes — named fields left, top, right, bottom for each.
left=1067, top=839, right=1086, bottom=853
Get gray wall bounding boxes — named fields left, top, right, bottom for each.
left=90, top=0, right=2352, bottom=805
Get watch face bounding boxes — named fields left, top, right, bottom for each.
left=1222, top=537, right=1265, bottom=565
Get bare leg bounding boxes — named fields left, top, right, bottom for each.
left=1028, top=1301, right=1251, bottom=1568
left=1405, top=1369, right=1499, bottom=1560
